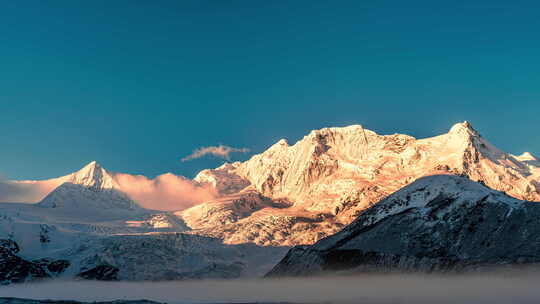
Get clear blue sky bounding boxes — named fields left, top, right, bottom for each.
left=1, top=1, right=539, bottom=179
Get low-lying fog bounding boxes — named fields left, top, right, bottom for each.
left=2, top=272, right=540, bottom=304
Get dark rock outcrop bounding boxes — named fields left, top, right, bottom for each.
left=33, top=258, right=71, bottom=275
left=77, top=264, right=119, bottom=281
left=0, top=240, right=70, bottom=285
left=0, top=240, right=48, bottom=285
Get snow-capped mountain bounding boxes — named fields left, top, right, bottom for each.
left=8, top=160, right=216, bottom=211
left=180, top=122, right=540, bottom=246
left=2, top=121, right=540, bottom=284
left=62, top=161, right=116, bottom=190
left=0, top=161, right=286, bottom=285
left=7, top=161, right=122, bottom=204
left=37, top=182, right=138, bottom=211
left=37, top=161, right=138, bottom=211
left=267, top=174, right=540, bottom=277
left=201, top=122, right=540, bottom=209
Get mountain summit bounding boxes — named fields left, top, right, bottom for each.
left=65, top=161, right=115, bottom=190
left=37, top=162, right=138, bottom=211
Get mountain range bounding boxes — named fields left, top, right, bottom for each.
left=181, top=121, right=540, bottom=246
left=1, top=121, right=540, bottom=284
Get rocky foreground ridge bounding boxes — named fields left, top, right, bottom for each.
left=267, top=175, right=540, bottom=276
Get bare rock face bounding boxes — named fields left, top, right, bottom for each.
left=266, top=175, right=540, bottom=277
left=184, top=122, right=540, bottom=246
left=0, top=240, right=69, bottom=285
left=77, top=264, right=119, bottom=281
left=0, top=240, right=47, bottom=285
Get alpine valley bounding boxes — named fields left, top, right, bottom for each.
left=2, top=121, right=540, bottom=284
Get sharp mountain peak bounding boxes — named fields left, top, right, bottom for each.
left=68, top=160, right=115, bottom=190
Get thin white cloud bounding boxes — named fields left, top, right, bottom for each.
left=181, top=145, right=250, bottom=162
left=0, top=177, right=46, bottom=202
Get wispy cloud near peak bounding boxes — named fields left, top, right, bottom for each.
left=181, top=145, right=250, bottom=162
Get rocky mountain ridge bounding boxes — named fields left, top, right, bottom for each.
left=267, top=174, right=540, bottom=276
left=180, top=122, right=540, bottom=246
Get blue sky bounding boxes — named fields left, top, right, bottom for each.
left=1, top=1, right=539, bottom=179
